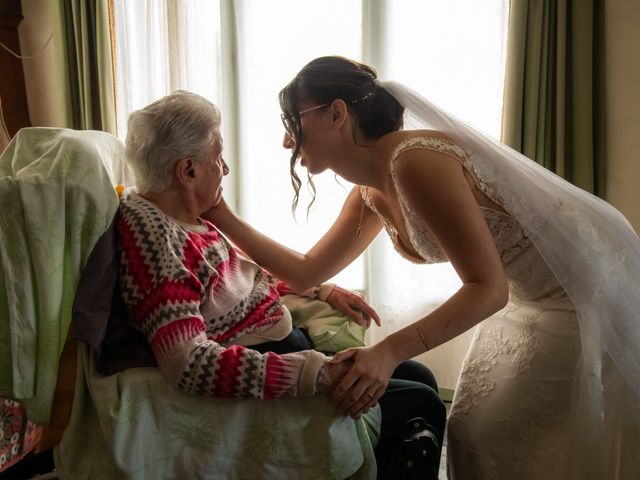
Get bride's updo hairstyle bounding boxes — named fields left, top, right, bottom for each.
left=279, top=56, right=404, bottom=212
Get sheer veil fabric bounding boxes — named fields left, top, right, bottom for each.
left=381, top=81, right=640, bottom=477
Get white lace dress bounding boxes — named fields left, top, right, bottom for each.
left=361, top=136, right=582, bottom=479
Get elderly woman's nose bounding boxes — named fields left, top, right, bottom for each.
left=282, top=132, right=294, bottom=149
left=221, top=158, right=230, bottom=175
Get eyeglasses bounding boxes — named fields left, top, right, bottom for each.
left=280, top=103, right=329, bottom=134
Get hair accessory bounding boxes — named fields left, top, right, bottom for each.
left=352, top=91, right=374, bottom=104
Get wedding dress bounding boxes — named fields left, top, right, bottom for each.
left=363, top=82, right=640, bottom=479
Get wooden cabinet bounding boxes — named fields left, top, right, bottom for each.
left=0, top=0, right=31, bottom=137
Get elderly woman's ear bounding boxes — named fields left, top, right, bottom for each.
left=175, top=158, right=196, bottom=186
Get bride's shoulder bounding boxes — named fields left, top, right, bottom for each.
left=382, top=129, right=454, bottom=145
left=379, top=130, right=459, bottom=158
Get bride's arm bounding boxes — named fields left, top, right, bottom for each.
left=386, top=149, right=508, bottom=349
left=203, top=186, right=383, bottom=292
left=330, top=148, right=509, bottom=416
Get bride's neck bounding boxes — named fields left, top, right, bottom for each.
left=333, top=141, right=392, bottom=192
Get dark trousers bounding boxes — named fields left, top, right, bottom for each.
left=253, top=328, right=446, bottom=479
left=376, top=361, right=446, bottom=479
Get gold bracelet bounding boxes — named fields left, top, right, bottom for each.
left=412, top=324, right=430, bottom=351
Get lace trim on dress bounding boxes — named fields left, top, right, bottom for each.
left=359, top=185, right=425, bottom=264
left=390, top=136, right=506, bottom=208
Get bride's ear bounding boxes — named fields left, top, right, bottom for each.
left=329, top=99, right=349, bottom=129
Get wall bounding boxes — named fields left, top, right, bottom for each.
left=0, top=0, right=29, bottom=150
left=605, top=0, right=640, bottom=233
left=17, top=0, right=68, bottom=128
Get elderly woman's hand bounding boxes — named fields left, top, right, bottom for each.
left=316, top=358, right=354, bottom=396
left=325, top=286, right=381, bottom=328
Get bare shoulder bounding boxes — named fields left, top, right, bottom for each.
left=377, top=129, right=455, bottom=150
left=376, top=130, right=465, bottom=194
left=394, top=146, right=463, bottom=184
left=391, top=143, right=467, bottom=208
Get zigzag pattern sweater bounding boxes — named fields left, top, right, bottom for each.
left=116, top=193, right=325, bottom=399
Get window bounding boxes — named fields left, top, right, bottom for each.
left=233, top=0, right=365, bottom=289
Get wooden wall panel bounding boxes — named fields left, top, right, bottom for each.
left=0, top=0, right=31, bottom=136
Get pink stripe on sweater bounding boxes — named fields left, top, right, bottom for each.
left=117, top=217, right=154, bottom=293
left=135, top=280, right=201, bottom=324
left=182, top=230, right=220, bottom=271
left=275, top=279, right=295, bottom=296
left=151, top=317, right=206, bottom=359
left=214, top=291, right=284, bottom=342
left=184, top=230, right=239, bottom=292
left=212, top=345, right=245, bottom=397
left=263, top=352, right=293, bottom=400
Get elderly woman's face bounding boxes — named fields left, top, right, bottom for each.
left=194, top=130, right=228, bottom=212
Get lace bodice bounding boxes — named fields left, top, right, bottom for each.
left=360, top=136, right=567, bottom=302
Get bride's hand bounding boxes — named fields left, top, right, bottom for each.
left=325, top=286, right=381, bottom=328
left=327, top=344, right=400, bottom=418
left=202, top=197, right=233, bottom=225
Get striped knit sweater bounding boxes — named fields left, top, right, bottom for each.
left=116, top=192, right=326, bottom=399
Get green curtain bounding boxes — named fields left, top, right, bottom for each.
left=502, top=0, right=606, bottom=196
left=51, top=0, right=116, bottom=133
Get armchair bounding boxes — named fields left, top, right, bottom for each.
left=0, top=127, right=380, bottom=479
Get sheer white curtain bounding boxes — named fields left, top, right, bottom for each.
left=113, top=0, right=222, bottom=139
left=232, top=0, right=365, bottom=289
left=113, top=0, right=509, bottom=389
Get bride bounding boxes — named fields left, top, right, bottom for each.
left=205, top=55, right=640, bottom=479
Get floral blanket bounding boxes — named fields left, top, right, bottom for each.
left=0, top=398, right=42, bottom=472
left=54, top=343, right=380, bottom=480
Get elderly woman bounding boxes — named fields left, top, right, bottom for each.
left=119, top=91, right=445, bottom=478
left=117, top=90, right=377, bottom=400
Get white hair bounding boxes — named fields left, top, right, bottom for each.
left=125, top=90, right=221, bottom=193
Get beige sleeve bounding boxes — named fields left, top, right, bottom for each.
left=298, top=349, right=328, bottom=396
